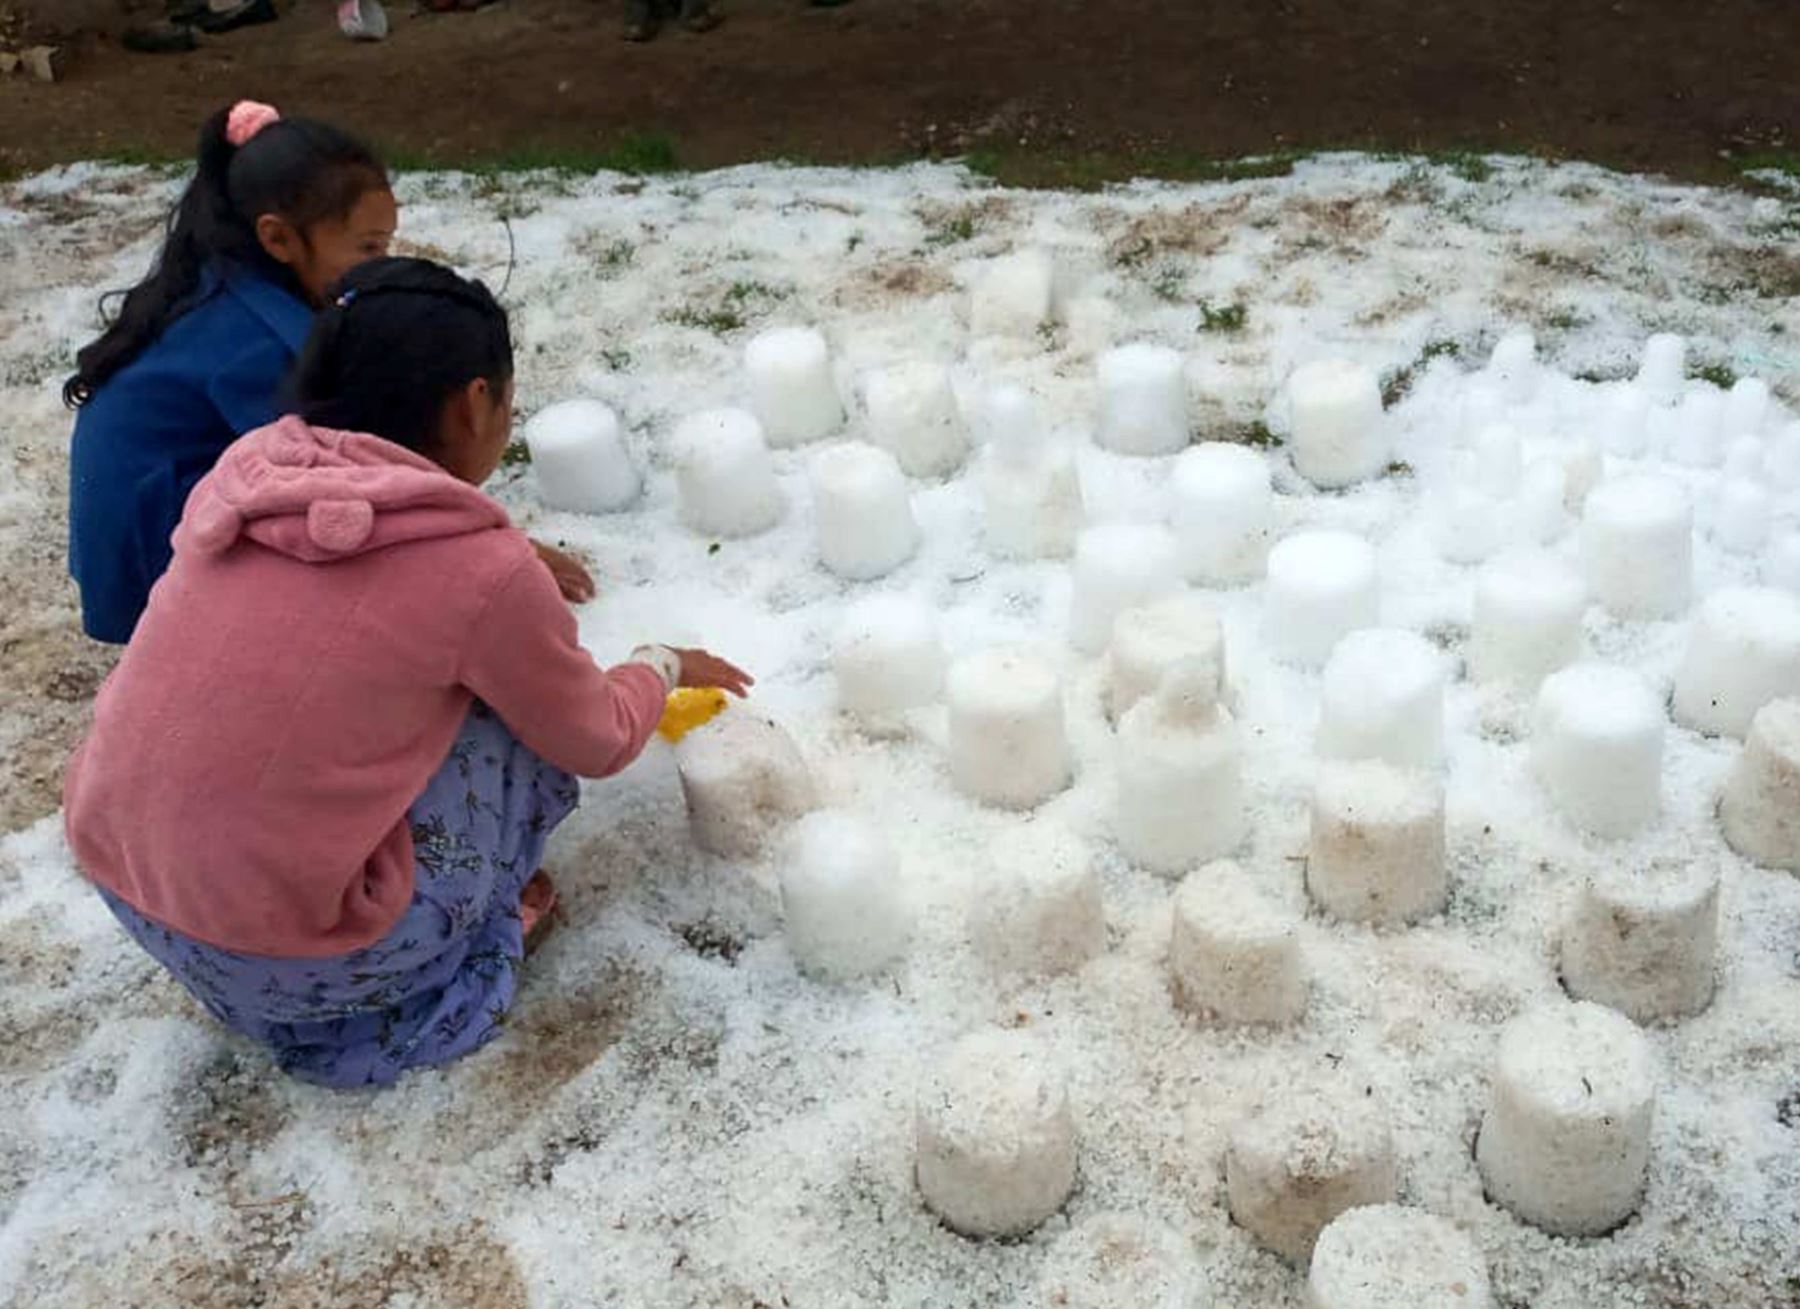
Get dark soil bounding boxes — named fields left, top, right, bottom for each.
left=0, top=0, right=1796, bottom=185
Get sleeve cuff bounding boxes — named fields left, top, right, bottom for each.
left=629, top=644, right=681, bottom=692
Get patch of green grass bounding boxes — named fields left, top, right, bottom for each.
left=846, top=232, right=864, bottom=253
left=668, top=305, right=749, bottom=334
left=1234, top=420, right=1282, bottom=450
left=387, top=132, right=682, bottom=178
left=601, top=347, right=633, bottom=370
left=1112, top=236, right=1155, bottom=269
left=1149, top=268, right=1187, bottom=303
left=1545, top=309, right=1587, bottom=331
left=665, top=281, right=787, bottom=336
left=923, top=207, right=981, bottom=246
left=1426, top=150, right=1495, bottom=184
left=726, top=280, right=780, bottom=304
left=1690, top=361, right=1738, bottom=389
left=1387, top=460, right=1415, bottom=478
left=94, top=145, right=188, bottom=173
left=963, top=145, right=1307, bottom=193
left=1197, top=301, right=1248, bottom=333
left=500, top=441, right=533, bottom=468
left=1736, top=150, right=1800, bottom=181
left=1380, top=337, right=1462, bottom=407
left=595, top=239, right=635, bottom=270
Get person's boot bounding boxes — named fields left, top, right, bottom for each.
left=679, top=0, right=721, bottom=32
left=623, top=0, right=659, bottom=41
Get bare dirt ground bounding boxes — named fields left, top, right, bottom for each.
left=0, top=0, right=1796, bottom=184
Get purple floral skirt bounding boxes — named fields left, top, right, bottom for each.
left=97, top=703, right=578, bottom=1088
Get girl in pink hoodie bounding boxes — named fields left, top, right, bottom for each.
left=63, top=257, right=751, bottom=1087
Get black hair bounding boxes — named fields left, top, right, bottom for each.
left=288, top=257, right=513, bottom=457
left=63, top=104, right=387, bottom=408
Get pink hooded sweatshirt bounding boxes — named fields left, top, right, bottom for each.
left=64, top=417, right=670, bottom=959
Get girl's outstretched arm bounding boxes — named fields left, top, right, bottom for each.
left=457, top=546, right=671, bottom=779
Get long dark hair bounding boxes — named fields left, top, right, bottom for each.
left=288, top=257, right=513, bottom=456
left=63, top=104, right=387, bottom=408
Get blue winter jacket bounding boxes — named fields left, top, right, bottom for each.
left=68, top=266, right=311, bottom=643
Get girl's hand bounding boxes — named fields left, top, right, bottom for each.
left=673, top=648, right=755, bottom=698
left=532, top=540, right=597, bottom=604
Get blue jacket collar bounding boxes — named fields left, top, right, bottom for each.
left=211, top=263, right=314, bottom=353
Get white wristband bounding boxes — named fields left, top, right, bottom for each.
left=630, top=644, right=682, bottom=692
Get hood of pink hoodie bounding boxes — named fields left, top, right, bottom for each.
left=176, top=415, right=511, bottom=563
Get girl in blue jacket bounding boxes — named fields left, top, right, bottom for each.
left=64, top=100, right=399, bottom=643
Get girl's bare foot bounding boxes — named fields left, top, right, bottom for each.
left=520, top=869, right=559, bottom=952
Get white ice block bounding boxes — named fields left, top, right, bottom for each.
left=1769, top=423, right=1800, bottom=491
left=745, top=326, right=844, bottom=447
left=862, top=361, right=969, bottom=478
left=1288, top=359, right=1386, bottom=488
left=1667, top=390, right=1725, bottom=467
left=1428, top=481, right=1507, bottom=566
left=1635, top=333, right=1686, bottom=404
left=1672, top=586, right=1800, bottom=738
left=1307, top=1206, right=1493, bottom=1309
left=1068, top=524, right=1182, bottom=655
left=1461, top=383, right=1504, bottom=450
left=1169, top=443, right=1274, bottom=585
left=524, top=398, right=640, bottom=514
left=1598, top=386, right=1652, bottom=457
left=1561, top=857, right=1719, bottom=1022
left=1169, top=860, right=1305, bottom=1025
left=1476, top=1002, right=1656, bottom=1237
left=1580, top=475, right=1693, bottom=620
left=1720, top=697, right=1800, bottom=870
left=809, top=442, right=919, bottom=580
left=1318, top=629, right=1446, bottom=769
left=781, top=810, right=912, bottom=980
left=947, top=648, right=1070, bottom=809
left=1097, top=344, right=1190, bottom=456
left=915, top=1029, right=1076, bottom=1238
left=1558, top=438, right=1604, bottom=511
left=1470, top=552, right=1585, bottom=686
left=970, top=249, right=1054, bottom=340
left=1063, top=293, right=1120, bottom=357
left=1265, top=530, right=1380, bottom=669
left=1725, top=436, right=1764, bottom=479
left=979, top=386, right=1084, bottom=559
left=1458, top=380, right=1505, bottom=446
left=1108, top=593, right=1226, bottom=721
left=968, top=822, right=1104, bottom=978
left=1532, top=664, right=1663, bottom=838
left=1487, top=329, right=1538, bottom=403
left=1308, top=762, right=1447, bottom=925
left=1039, top=1214, right=1201, bottom=1309
left=832, top=593, right=945, bottom=728
left=1226, top=1086, right=1398, bottom=1264
left=1711, top=478, right=1772, bottom=556
left=1473, top=423, right=1523, bottom=496
left=673, top=407, right=783, bottom=538
left=1116, top=662, right=1246, bottom=875
left=1724, top=377, right=1772, bottom=438
left=1516, top=459, right=1569, bottom=546
left=1768, top=532, right=1800, bottom=595
left=675, top=712, right=817, bottom=857
left=979, top=382, right=1042, bottom=459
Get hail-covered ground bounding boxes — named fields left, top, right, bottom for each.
left=2, top=154, right=1799, bottom=1309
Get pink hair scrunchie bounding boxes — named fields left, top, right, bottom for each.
left=225, top=100, right=282, bottom=148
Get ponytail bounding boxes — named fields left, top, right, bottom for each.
left=63, top=102, right=386, bottom=408
left=289, top=257, right=513, bottom=457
